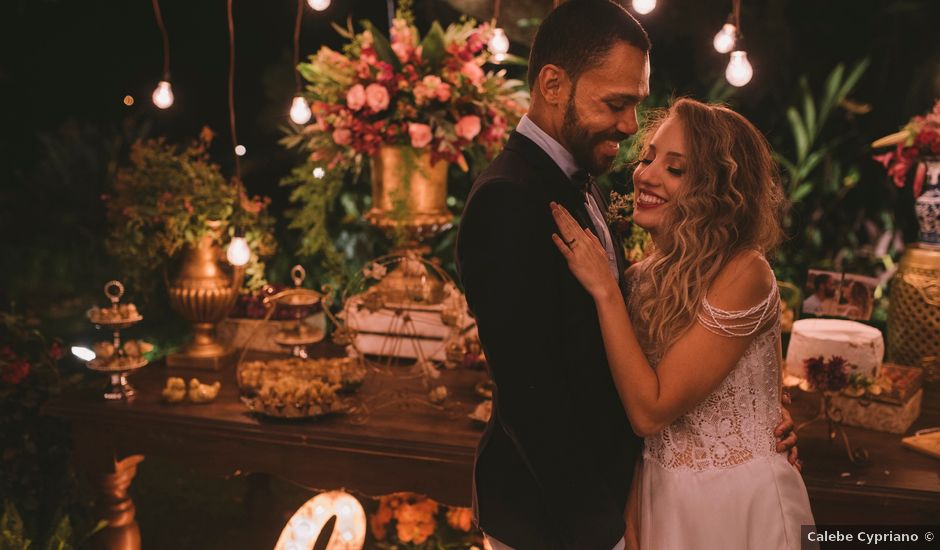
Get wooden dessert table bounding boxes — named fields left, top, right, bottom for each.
left=44, top=346, right=489, bottom=550
left=45, top=350, right=940, bottom=549
left=789, top=388, right=940, bottom=524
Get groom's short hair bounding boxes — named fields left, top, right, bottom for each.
left=528, top=0, right=651, bottom=90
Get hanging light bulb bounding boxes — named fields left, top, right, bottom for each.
left=713, top=23, right=737, bottom=54
left=632, top=0, right=656, bottom=15
left=725, top=51, right=753, bottom=87
left=152, top=80, right=174, bottom=109
left=312, top=167, right=325, bottom=179
left=488, top=28, right=510, bottom=62
left=306, top=0, right=330, bottom=11
left=289, top=95, right=312, bottom=124
left=235, top=145, right=246, bottom=156
left=226, top=232, right=251, bottom=267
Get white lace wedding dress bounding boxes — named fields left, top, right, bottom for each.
left=635, top=279, right=817, bottom=550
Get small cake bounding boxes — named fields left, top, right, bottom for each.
left=785, top=319, right=883, bottom=380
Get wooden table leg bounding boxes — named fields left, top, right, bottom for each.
left=73, top=425, right=145, bottom=550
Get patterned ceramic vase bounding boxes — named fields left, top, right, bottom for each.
left=916, top=157, right=940, bottom=248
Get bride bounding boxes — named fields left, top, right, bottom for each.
left=550, top=98, right=816, bottom=550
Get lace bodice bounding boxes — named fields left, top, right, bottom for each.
left=639, top=278, right=783, bottom=472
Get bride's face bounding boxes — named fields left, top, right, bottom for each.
left=632, top=115, right=688, bottom=235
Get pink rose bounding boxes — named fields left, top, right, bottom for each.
left=460, top=61, right=484, bottom=85
left=435, top=83, right=452, bottom=102
left=332, top=128, right=352, bottom=146
left=365, top=83, right=390, bottom=112
left=408, top=123, right=432, bottom=148
left=455, top=115, right=481, bottom=141
left=346, top=84, right=365, bottom=111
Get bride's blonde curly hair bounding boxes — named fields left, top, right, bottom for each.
left=629, top=98, right=786, bottom=360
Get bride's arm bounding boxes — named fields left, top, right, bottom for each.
left=551, top=203, right=773, bottom=437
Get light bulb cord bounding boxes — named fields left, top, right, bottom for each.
left=493, top=0, right=501, bottom=23
left=228, top=0, right=240, bottom=178
left=732, top=0, right=742, bottom=39
left=294, top=0, right=303, bottom=92
left=151, top=0, right=170, bottom=79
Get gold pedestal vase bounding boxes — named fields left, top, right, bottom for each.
left=167, top=233, right=244, bottom=370
left=365, top=145, right=452, bottom=247
left=888, top=244, right=940, bottom=388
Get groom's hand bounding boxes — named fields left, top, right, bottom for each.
left=775, top=405, right=800, bottom=471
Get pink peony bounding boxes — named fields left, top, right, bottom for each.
left=408, top=123, right=432, bottom=148
left=332, top=128, right=352, bottom=146
left=365, top=83, right=390, bottom=112
left=346, top=84, right=365, bottom=111
left=455, top=115, right=481, bottom=140
left=460, top=61, right=485, bottom=85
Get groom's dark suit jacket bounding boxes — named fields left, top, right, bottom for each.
left=456, top=131, right=642, bottom=549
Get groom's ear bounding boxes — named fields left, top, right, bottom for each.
left=537, top=64, right=571, bottom=107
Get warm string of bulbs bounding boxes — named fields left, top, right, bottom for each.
left=630, top=0, right=753, bottom=87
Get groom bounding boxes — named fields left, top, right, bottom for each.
left=457, top=1, right=798, bottom=548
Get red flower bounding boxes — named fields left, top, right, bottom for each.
left=49, top=341, right=63, bottom=361
left=2, top=359, right=30, bottom=385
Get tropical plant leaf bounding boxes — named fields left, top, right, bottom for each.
left=790, top=182, right=814, bottom=203
left=800, top=77, right=816, bottom=138
left=837, top=59, right=871, bottom=106
left=420, top=22, right=446, bottom=69
left=360, top=20, right=400, bottom=71
left=819, top=63, right=845, bottom=122
left=787, top=107, right=809, bottom=163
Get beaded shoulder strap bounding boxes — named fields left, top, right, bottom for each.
left=696, top=277, right=779, bottom=337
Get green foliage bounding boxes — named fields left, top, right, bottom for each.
left=104, top=129, right=277, bottom=296
left=0, top=314, right=95, bottom=549
left=280, top=162, right=347, bottom=283
left=771, top=59, right=898, bottom=288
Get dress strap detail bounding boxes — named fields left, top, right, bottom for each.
left=696, top=278, right=779, bottom=337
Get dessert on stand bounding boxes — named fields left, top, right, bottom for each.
left=84, top=280, right=150, bottom=400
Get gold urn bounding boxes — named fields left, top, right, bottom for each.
left=167, top=233, right=243, bottom=370
left=365, top=145, right=452, bottom=245
left=887, top=244, right=940, bottom=388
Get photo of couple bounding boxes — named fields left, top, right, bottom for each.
left=457, top=1, right=814, bottom=548
left=803, top=270, right=878, bottom=321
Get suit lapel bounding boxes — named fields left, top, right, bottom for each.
left=504, top=131, right=595, bottom=233
left=588, top=182, right=629, bottom=283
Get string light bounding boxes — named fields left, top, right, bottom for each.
left=488, top=0, right=509, bottom=62
left=312, top=167, right=326, bottom=179
left=235, top=145, right=247, bottom=156
left=488, top=28, right=509, bottom=61
left=307, top=0, right=330, bottom=11
left=226, top=230, right=251, bottom=266
left=152, top=81, right=174, bottom=109
left=721, top=0, right=753, bottom=87
left=150, top=0, right=174, bottom=109
left=713, top=22, right=737, bottom=53
left=632, top=0, right=656, bottom=15
left=725, top=51, right=753, bottom=86
left=123, top=95, right=135, bottom=106
left=289, top=0, right=312, bottom=124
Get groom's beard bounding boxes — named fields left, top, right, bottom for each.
left=561, top=93, right=629, bottom=176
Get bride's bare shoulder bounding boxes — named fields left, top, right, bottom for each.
left=707, top=250, right=775, bottom=311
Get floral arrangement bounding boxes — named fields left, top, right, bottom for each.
left=284, top=3, right=528, bottom=171
left=803, top=355, right=851, bottom=393
left=370, top=492, right=479, bottom=549
left=873, top=99, right=940, bottom=197
left=105, top=128, right=277, bottom=294
left=606, top=191, right=651, bottom=263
